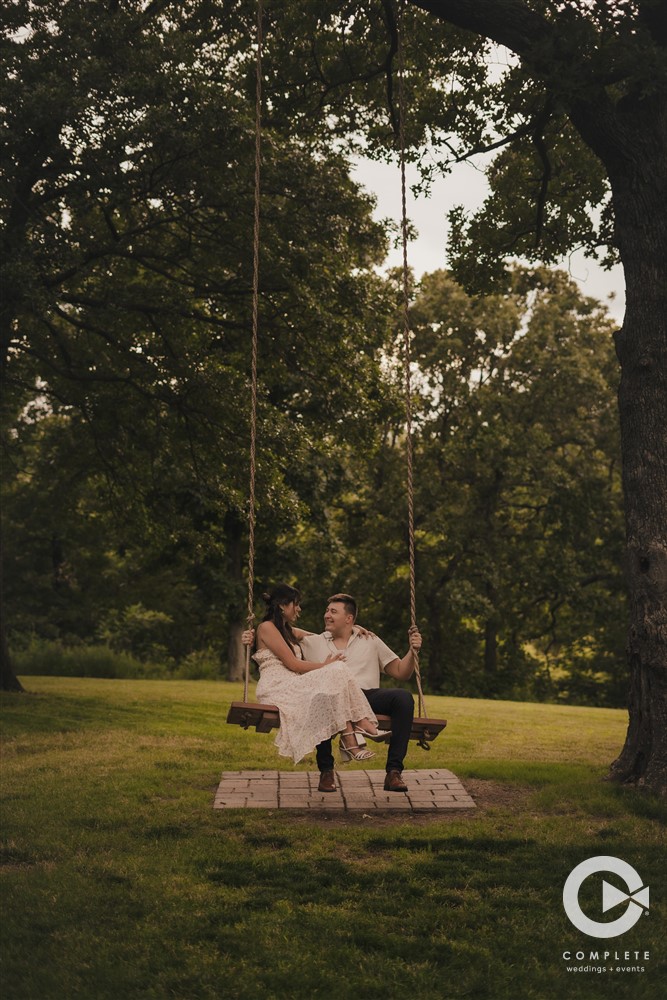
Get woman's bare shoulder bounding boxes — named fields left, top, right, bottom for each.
left=257, top=621, right=278, bottom=637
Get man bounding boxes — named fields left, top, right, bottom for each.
left=300, top=594, right=421, bottom=794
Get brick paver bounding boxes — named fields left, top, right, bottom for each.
left=213, top=768, right=476, bottom=812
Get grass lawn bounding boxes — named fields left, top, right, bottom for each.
left=1, top=677, right=665, bottom=1000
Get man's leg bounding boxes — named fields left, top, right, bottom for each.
left=316, top=738, right=335, bottom=772
left=316, top=738, right=336, bottom=791
left=363, top=688, right=414, bottom=773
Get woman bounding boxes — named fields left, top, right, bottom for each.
left=252, top=584, right=388, bottom=764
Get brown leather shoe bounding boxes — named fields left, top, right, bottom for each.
left=384, top=769, right=408, bottom=792
left=318, top=770, right=336, bottom=793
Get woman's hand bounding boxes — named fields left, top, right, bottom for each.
left=301, top=651, right=346, bottom=673
left=241, top=629, right=255, bottom=646
left=323, top=653, right=346, bottom=665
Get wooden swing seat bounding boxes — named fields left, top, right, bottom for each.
left=226, top=701, right=447, bottom=745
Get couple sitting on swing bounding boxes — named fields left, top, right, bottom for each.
left=242, top=584, right=422, bottom=793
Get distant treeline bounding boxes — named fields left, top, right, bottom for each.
left=4, top=266, right=626, bottom=707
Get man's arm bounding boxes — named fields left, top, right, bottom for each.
left=242, top=626, right=315, bottom=644
left=384, top=626, right=422, bottom=681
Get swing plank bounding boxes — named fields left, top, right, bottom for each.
left=227, top=702, right=280, bottom=732
left=226, top=702, right=447, bottom=744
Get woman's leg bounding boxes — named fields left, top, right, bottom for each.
left=339, top=728, right=375, bottom=761
left=352, top=717, right=390, bottom=737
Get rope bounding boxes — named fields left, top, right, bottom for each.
left=397, top=0, right=425, bottom=719
left=240, top=0, right=425, bottom=719
left=244, top=0, right=263, bottom=703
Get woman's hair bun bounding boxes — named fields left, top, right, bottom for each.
left=262, top=591, right=272, bottom=603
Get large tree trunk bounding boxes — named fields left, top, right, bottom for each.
left=484, top=619, right=498, bottom=678
left=606, top=151, right=667, bottom=796
left=224, top=510, right=249, bottom=683
left=424, top=591, right=445, bottom=690
left=0, top=535, right=24, bottom=692
left=409, top=0, right=667, bottom=796
left=0, top=623, right=24, bottom=693
left=227, top=621, right=246, bottom=684
left=569, top=88, right=667, bottom=793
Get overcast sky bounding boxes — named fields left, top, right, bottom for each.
left=352, top=156, right=626, bottom=323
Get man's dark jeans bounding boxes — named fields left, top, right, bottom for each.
left=316, top=687, right=414, bottom=773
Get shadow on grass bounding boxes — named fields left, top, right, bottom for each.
left=457, top=760, right=667, bottom=822
left=0, top=690, right=151, bottom=738
left=177, top=832, right=665, bottom=999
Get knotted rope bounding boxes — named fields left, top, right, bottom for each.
left=244, top=0, right=263, bottom=703
left=397, top=0, right=426, bottom=719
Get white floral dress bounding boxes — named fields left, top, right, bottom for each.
left=254, top=646, right=377, bottom=763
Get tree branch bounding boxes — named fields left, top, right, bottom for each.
left=408, top=0, right=552, bottom=60
left=637, top=0, right=667, bottom=47
left=531, top=103, right=553, bottom=248
left=407, top=0, right=642, bottom=165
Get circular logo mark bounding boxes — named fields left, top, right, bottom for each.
left=563, top=856, right=649, bottom=938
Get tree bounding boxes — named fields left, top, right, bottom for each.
left=1, top=1, right=396, bottom=686
left=331, top=267, right=625, bottom=703
left=402, top=0, right=667, bottom=793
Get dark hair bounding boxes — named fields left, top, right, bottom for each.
left=327, top=593, right=357, bottom=621
left=261, top=584, right=302, bottom=650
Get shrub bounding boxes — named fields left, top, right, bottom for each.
left=13, top=638, right=168, bottom=680
left=97, top=604, right=174, bottom=663
left=12, top=637, right=226, bottom=681
left=172, top=648, right=222, bottom=680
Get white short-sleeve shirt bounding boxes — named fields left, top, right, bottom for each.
left=300, top=629, right=398, bottom=690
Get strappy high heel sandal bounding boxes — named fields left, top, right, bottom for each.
left=339, top=732, right=375, bottom=762
left=354, top=726, right=392, bottom=743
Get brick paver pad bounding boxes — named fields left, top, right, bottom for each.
left=213, top=768, right=476, bottom=812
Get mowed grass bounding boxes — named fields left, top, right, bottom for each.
left=1, top=677, right=665, bottom=1000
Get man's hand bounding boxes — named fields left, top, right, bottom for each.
left=408, top=625, right=422, bottom=654
left=355, top=624, right=376, bottom=639
left=241, top=629, right=255, bottom=646
left=385, top=625, right=422, bottom=681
